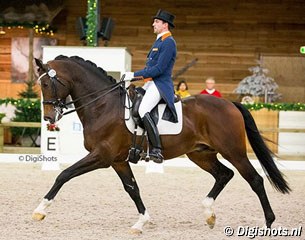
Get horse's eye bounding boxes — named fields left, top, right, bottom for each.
left=42, top=82, right=48, bottom=88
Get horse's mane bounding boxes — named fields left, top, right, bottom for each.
left=55, top=55, right=117, bottom=84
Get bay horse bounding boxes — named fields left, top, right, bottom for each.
left=33, top=55, right=290, bottom=234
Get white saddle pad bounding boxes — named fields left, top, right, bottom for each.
left=125, top=95, right=183, bottom=135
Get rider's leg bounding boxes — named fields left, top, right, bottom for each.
left=142, top=112, right=163, bottom=163
left=138, top=81, right=163, bottom=163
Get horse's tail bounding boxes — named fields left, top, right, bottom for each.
left=232, top=102, right=291, bottom=194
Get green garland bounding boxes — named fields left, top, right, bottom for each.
left=86, top=0, right=98, bottom=46
left=0, top=98, right=39, bottom=108
left=243, top=102, right=305, bottom=111
left=0, top=21, right=55, bottom=35
left=0, top=98, right=41, bottom=138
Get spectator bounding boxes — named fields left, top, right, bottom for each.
left=175, top=80, right=191, bottom=98
left=200, top=77, right=222, bottom=98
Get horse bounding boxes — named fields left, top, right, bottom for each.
left=32, top=55, right=290, bottom=234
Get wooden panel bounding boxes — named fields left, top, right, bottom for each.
left=263, top=56, right=305, bottom=102
left=0, top=83, right=29, bottom=98
left=246, top=109, right=279, bottom=154
left=0, top=0, right=305, bottom=101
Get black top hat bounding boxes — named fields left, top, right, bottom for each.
left=153, top=9, right=175, bottom=28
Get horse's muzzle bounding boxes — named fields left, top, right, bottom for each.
left=44, top=116, right=55, bottom=124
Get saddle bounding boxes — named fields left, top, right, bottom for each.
left=128, top=84, right=180, bottom=127
left=126, top=84, right=182, bottom=164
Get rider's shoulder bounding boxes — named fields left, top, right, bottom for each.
left=161, top=36, right=176, bottom=47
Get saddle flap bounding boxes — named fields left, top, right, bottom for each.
left=125, top=92, right=183, bottom=136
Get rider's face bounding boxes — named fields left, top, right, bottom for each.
left=152, top=19, right=168, bottom=34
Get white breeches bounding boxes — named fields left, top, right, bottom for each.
left=138, top=81, right=162, bottom=118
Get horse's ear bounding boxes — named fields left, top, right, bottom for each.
left=34, top=58, right=43, bottom=69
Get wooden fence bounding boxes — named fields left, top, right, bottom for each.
left=0, top=122, right=41, bottom=154
left=0, top=121, right=304, bottom=159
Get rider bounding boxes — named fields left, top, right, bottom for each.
left=125, top=9, right=178, bottom=163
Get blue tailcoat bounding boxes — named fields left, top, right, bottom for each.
left=134, top=33, right=178, bottom=123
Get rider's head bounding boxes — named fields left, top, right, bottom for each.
left=152, top=9, right=175, bottom=35
left=152, top=19, right=169, bottom=34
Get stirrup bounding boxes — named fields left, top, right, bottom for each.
left=149, top=149, right=164, bottom=164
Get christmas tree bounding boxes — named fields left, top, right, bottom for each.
left=234, top=59, right=281, bottom=102
left=18, top=78, right=38, bottom=98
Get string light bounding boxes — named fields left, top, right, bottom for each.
left=86, top=0, right=98, bottom=46
left=0, top=22, right=56, bottom=36
left=0, top=26, right=5, bottom=35
left=243, top=102, right=305, bottom=111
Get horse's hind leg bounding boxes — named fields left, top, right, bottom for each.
left=225, top=153, right=275, bottom=228
left=32, top=152, right=103, bottom=221
left=112, top=161, right=150, bottom=234
left=187, top=151, right=234, bottom=229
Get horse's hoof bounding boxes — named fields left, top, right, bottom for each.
left=129, top=227, right=142, bottom=235
left=206, top=213, right=216, bottom=229
left=32, top=212, right=46, bottom=221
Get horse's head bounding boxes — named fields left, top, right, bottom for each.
left=35, top=58, right=72, bottom=123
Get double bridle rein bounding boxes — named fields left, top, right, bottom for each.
left=39, top=67, right=126, bottom=117
left=38, top=66, right=141, bottom=117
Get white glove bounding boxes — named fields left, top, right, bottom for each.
left=123, top=72, right=134, bottom=81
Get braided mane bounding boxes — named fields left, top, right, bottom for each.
left=55, top=55, right=117, bottom=84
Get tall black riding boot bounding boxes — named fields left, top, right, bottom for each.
left=142, top=113, right=164, bottom=163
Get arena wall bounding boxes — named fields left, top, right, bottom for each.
left=0, top=0, right=305, bottom=101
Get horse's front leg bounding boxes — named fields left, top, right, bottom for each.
left=32, top=152, right=105, bottom=221
left=112, top=161, right=150, bottom=234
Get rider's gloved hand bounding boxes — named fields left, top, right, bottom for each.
left=123, top=72, right=134, bottom=81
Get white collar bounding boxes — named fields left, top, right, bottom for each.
left=205, top=89, right=215, bottom=94
left=156, top=31, right=170, bottom=40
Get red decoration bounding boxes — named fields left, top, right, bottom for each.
left=47, top=123, right=60, bottom=131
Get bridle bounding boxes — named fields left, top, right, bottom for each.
left=38, top=67, right=69, bottom=118
left=38, top=64, right=142, bottom=118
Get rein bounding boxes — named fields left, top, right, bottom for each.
left=63, top=76, right=143, bottom=115
left=39, top=66, right=142, bottom=117
left=63, top=80, right=125, bottom=115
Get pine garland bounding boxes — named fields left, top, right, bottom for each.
left=0, top=22, right=55, bottom=35
left=86, top=0, right=98, bottom=46
left=242, top=102, right=305, bottom=111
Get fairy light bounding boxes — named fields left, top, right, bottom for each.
left=0, top=26, right=5, bottom=35
left=86, top=0, right=98, bottom=46
left=243, top=102, right=305, bottom=111
left=0, top=22, right=56, bottom=35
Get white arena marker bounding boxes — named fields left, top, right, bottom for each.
left=41, top=131, right=61, bottom=171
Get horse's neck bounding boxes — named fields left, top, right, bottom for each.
left=70, top=70, right=110, bottom=101
left=69, top=74, right=118, bottom=124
